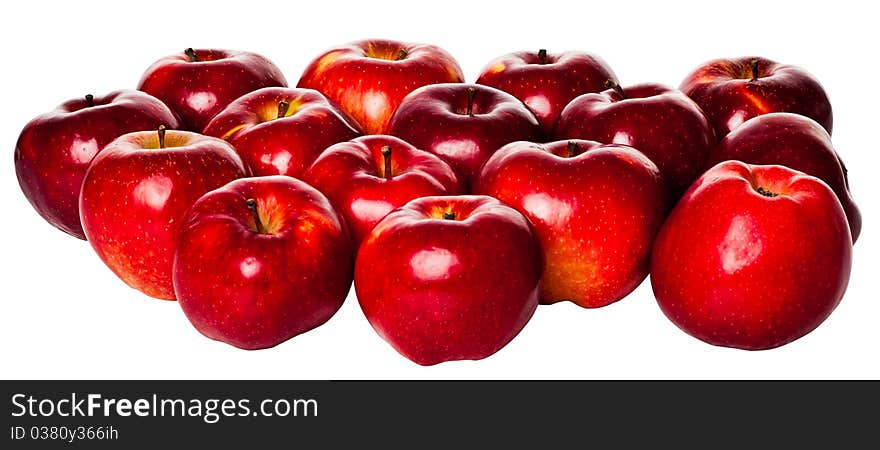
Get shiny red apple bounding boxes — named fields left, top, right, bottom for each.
left=386, top=83, right=542, bottom=187
left=138, top=48, right=287, bottom=132
left=476, top=48, right=618, bottom=132
left=554, top=82, right=716, bottom=195
left=203, top=87, right=360, bottom=177
left=80, top=127, right=247, bottom=300
left=302, top=135, right=463, bottom=246
left=650, top=161, right=852, bottom=350
left=173, top=176, right=353, bottom=350
left=476, top=140, right=668, bottom=308
left=14, top=90, right=179, bottom=239
left=355, top=195, right=542, bottom=365
left=297, top=39, right=464, bottom=134
left=707, top=112, right=860, bottom=241
left=680, top=56, right=832, bottom=137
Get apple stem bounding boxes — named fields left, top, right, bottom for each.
left=185, top=48, right=199, bottom=62
left=538, top=49, right=548, bottom=64
left=750, top=58, right=759, bottom=81
left=157, top=125, right=167, bottom=149
left=567, top=141, right=579, bottom=158
left=756, top=186, right=779, bottom=197
left=396, top=49, right=409, bottom=61
left=246, top=198, right=267, bottom=233
left=381, top=145, right=393, bottom=180
left=443, top=211, right=456, bottom=220
left=467, top=87, right=477, bottom=116
left=277, top=100, right=290, bottom=119
left=85, top=94, right=95, bottom=107
left=605, top=80, right=626, bottom=99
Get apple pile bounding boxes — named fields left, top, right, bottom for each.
left=14, top=41, right=859, bottom=364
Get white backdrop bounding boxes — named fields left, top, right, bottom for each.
left=1, top=0, right=877, bottom=379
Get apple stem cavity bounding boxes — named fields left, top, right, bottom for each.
left=466, top=87, right=477, bottom=116
left=605, top=80, right=626, bottom=99
left=246, top=198, right=267, bottom=233
left=567, top=141, right=580, bottom=158
left=381, top=145, right=394, bottom=180
left=749, top=58, right=759, bottom=81
left=85, top=94, right=95, bottom=107
left=277, top=100, right=290, bottom=119
left=185, top=48, right=199, bottom=62
left=756, top=186, right=779, bottom=198
left=443, top=211, right=456, bottom=221
left=157, top=125, right=167, bottom=149
left=538, top=49, right=548, bottom=64
left=396, top=49, right=409, bottom=61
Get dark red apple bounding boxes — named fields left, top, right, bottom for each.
left=80, top=127, right=248, bottom=300
left=173, top=176, right=353, bottom=350
left=203, top=87, right=360, bottom=177
left=297, top=39, right=464, bottom=134
left=553, top=82, right=716, bottom=195
left=138, top=48, right=287, bottom=131
left=680, top=56, right=832, bottom=137
left=386, top=83, right=542, bottom=187
left=476, top=48, right=618, bottom=132
left=707, top=112, right=860, bottom=241
left=476, top=140, right=668, bottom=308
left=14, top=90, right=179, bottom=239
left=302, top=135, right=463, bottom=246
left=354, top=195, right=542, bottom=365
left=650, top=161, right=852, bottom=350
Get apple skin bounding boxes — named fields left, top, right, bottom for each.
left=707, top=112, right=860, bottom=242
left=354, top=195, right=542, bottom=365
left=138, top=48, right=287, bottom=132
left=476, top=49, right=618, bottom=132
left=203, top=87, right=361, bottom=177
left=80, top=130, right=248, bottom=300
left=297, top=39, right=464, bottom=134
left=476, top=140, right=668, bottom=308
left=173, top=176, right=353, bottom=350
left=302, top=135, right=464, bottom=247
left=386, top=83, right=542, bottom=187
left=680, top=56, right=832, bottom=137
left=14, top=90, right=180, bottom=239
left=553, top=82, right=716, bottom=195
left=650, top=161, right=852, bottom=350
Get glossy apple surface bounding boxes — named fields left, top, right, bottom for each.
left=203, top=87, right=360, bottom=177
left=80, top=128, right=247, bottom=299
left=302, top=135, right=463, bottom=246
left=386, top=83, right=542, bottom=187
left=173, top=176, right=353, bottom=350
left=354, top=195, right=542, bottom=365
left=476, top=48, right=617, bottom=132
left=138, top=48, right=287, bottom=131
left=554, top=82, right=716, bottom=195
left=680, top=56, right=832, bottom=137
left=15, top=90, right=179, bottom=239
left=297, top=39, right=464, bottom=134
left=707, top=112, right=860, bottom=241
left=650, top=161, right=852, bottom=350
left=476, top=140, right=668, bottom=307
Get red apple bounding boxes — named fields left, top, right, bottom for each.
left=707, top=112, right=860, bottom=241
left=553, top=82, right=716, bottom=195
left=476, top=140, right=668, bottom=308
left=173, top=176, right=353, bottom=350
left=680, top=56, right=832, bottom=137
left=80, top=127, right=248, bottom=300
left=476, top=48, right=618, bottom=132
left=203, top=87, right=360, bottom=177
left=650, top=161, right=852, bottom=350
left=386, top=83, right=542, bottom=187
left=14, top=90, right=179, bottom=239
left=297, top=39, right=464, bottom=134
left=355, top=195, right=542, bottom=365
left=138, top=48, right=287, bottom=132
left=302, top=135, right=463, bottom=246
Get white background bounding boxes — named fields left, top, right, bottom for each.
left=1, top=0, right=877, bottom=380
